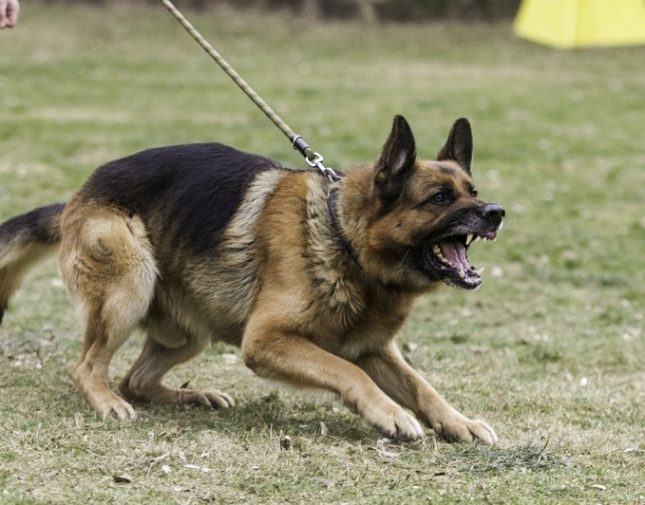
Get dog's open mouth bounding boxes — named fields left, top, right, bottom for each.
left=422, top=230, right=498, bottom=289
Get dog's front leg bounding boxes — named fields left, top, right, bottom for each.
left=355, top=341, right=497, bottom=445
left=241, top=321, right=424, bottom=441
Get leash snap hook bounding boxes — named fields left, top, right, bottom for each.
left=306, top=153, right=341, bottom=183
left=304, top=151, right=324, bottom=168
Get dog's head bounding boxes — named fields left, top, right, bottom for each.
left=348, top=115, right=504, bottom=291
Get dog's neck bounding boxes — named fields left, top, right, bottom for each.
left=326, top=187, right=359, bottom=266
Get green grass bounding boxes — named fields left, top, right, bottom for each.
left=1, top=2, right=644, bottom=503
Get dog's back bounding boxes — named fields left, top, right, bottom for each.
left=80, top=143, right=283, bottom=257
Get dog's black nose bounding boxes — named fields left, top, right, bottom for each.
left=480, top=203, right=505, bottom=224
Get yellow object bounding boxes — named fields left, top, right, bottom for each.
left=514, top=0, right=645, bottom=48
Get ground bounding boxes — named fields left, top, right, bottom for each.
left=0, top=2, right=643, bottom=504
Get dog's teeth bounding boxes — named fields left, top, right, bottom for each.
left=475, top=267, right=485, bottom=274
left=432, top=244, right=447, bottom=262
left=466, top=234, right=474, bottom=245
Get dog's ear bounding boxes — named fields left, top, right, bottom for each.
left=437, top=118, right=473, bottom=174
left=374, top=115, right=416, bottom=200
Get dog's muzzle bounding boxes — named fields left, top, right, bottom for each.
left=420, top=203, right=505, bottom=289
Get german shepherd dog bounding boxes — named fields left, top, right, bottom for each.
left=0, top=116, right=504, bottom=444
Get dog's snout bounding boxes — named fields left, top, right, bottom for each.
left=480, top=203, right=505, bottom=224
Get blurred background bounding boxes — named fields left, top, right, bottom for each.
left=34, top=0, right=522, bottom=22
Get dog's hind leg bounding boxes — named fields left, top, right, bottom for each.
left=60, top=207, right=157, bottom=420
left=70, top=305, right=142, bottom=420
left=119, top=323, right=234, bottom=409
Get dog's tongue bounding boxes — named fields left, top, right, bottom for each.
left=439, top=239, right=471, bottom=272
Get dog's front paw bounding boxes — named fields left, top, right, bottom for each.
left=467, top=419, right=498, bottom=445
left=431, top=409, right=497, bottom=445
left=359, top=398, right=425, bottom=441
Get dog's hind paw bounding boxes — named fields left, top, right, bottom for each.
left=120, top=378, right=235, bottom=410
left=95, top=393, right=137, bottom=421
left=177, top=388, right=236, bottom=409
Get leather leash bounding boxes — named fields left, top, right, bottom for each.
left=161, top=0, right=341, bottom=183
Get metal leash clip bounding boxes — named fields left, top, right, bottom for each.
left=305, top=152, right=341, bottom=183
left=292, top=135, right=341, bottom=183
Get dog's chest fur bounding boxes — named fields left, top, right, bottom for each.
left=303, top=177, right=366, bottom=323
left=183, top=168, right=411, bottom=357
left=200, top=171, right=369, bottom=325
left=281, top=174, right=412, bottom=359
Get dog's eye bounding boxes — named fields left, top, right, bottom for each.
left=432, top=192, right=449, bottom=204
left=470, top=188, right=478, bottom=197
left=417, top=188, right=454, bottom=208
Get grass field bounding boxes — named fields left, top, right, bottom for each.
left=1, top=2, right=644, bottom=503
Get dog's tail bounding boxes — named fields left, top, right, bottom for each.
left=0, top=203, right=66, bottom=325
